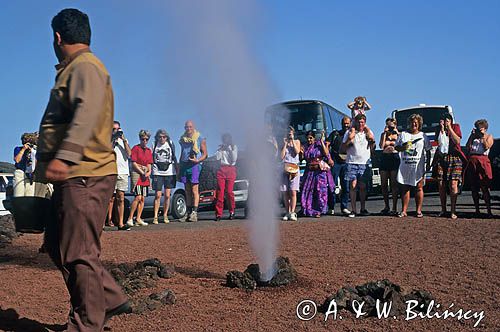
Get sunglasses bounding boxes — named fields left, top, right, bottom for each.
left=159, top=135, right=167, bottom=138
left=140, top=137, right=149, bottom=141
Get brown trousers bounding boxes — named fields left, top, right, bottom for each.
left=45, top=175, right=127, bottom=332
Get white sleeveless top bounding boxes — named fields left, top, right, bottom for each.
left=469, top=138, right=489, bottom=155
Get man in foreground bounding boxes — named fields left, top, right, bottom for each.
left=35, top=8, right=130, bottom=331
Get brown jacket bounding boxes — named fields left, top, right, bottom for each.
left=35, top=49, right=117, bottom=182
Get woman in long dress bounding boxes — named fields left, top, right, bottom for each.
left=301, top=131, right=335, bottom=217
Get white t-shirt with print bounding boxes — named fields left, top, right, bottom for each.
left=152, top=140, right=176, bottom=176
left=343, top=130, right=372, bottom=165
left=396, top=131, right=432, bottom=186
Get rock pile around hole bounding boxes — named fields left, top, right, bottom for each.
left=226, top=256, right=297, bottom=290
left=319, top=279, right=434, bottom=317
left=110, top=258, right=176, bottom=314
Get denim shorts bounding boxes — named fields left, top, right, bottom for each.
left=345, top=163, right=370, bottom=182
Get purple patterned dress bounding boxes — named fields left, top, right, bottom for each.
left=301, top=141, right=335, bottom=216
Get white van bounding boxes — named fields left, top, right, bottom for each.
left=0, top=173, right=14, bottom=215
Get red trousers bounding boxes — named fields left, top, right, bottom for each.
left=215, top=165, right=237, bottom=217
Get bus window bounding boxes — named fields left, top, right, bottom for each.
left=394, top=107, right=451, bottom=134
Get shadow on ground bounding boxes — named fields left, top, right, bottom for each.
left=0, top=307, right=66, bottom=332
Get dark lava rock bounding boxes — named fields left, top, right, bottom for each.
left=320, top=279, right=434, bottom=318
left=132, top=289, right=176, bottom=314
left=150, top=289, right=176, bottom=305
left=0, top=215, right=17, bottom=248
left=226, top=256, right=297, bottom=290
left=226, top=270, right=257, bottom=290
left=0, top=214, right=17, bottom=248
left=111, top=258, right=175, bottom=295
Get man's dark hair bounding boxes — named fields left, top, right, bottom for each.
left=51, top=8, right=91, bottom=45
left=354, top=113, right=366, bottom=122
left=114, top=121, right=121, bottom=127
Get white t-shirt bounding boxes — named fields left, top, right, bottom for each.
left=437, top=131, right=449, bottom=154
left=396, top=131, right=432, bottom=186
left=216, top=145, right=238, bottom=166
left=113, top=139, right=130, bottom=175
left=152, top=140, right=176, bottom=176
left=343, top=130, right=372, bottom=165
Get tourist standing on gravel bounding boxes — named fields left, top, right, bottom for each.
left=127, top=130, right=153, bottom=227
left=326, top=116, right=352, bottom=216
left=379, top=117, right=400, bottom=215
left=280, top=127, right=301, bottom=221
left=107, top=121, right=131, bottom=230
left=35, top=9, right=130, bottom=331
left=214, top=133, right=238, bottom=221
left=342, top=114, right=375, bottom=217
left=466, top=119, right=494, bottom=217
left=179, top=120, right=207, bottom=222
left=432, top=114, right=465, bottom=219
left=396, top=114, right=432, bottom=218
left=152, top=129, right=177, bottom=224
left=301, top=131, right=334, bottom=218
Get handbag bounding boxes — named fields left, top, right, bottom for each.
left=284, top=162, right=299, bottom=179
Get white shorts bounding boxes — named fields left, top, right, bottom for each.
left=115, top=174, right=129, bottom=192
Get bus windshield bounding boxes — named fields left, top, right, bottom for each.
left=395, top=107, right=451, bottom=133
left=266, top=103, right=324, bottom=140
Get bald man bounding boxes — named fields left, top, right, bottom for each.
left=178, top=120, right=207, bottom=221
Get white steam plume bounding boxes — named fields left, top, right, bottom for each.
left=164, top=0, right=280, bottom=280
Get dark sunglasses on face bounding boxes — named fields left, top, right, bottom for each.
left=141, top=137, right=149, bottom=141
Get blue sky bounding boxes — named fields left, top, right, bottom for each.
left=1, top=0, right=499, bottom=163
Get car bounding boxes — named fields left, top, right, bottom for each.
left=119, top=180, right=187, bottom=221
left=0, top=173, right=14, bottom=216
left=199, top=179, right=249, bottom=212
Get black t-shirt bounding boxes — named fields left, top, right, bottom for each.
left=327, top=130, right=347, bottom=164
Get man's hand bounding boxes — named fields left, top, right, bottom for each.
left=46, top=159, right=70, bottom=182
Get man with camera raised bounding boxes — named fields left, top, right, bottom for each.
left=13, top=132, right=38, bottom=197
left=107, top=120, right=132, bottom=230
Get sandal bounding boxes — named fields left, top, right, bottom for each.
left=398, top=212, right=407, bottom=218
left=416, top=212, right=424, bottom=218
left=450, top=213, right=458, bottom=220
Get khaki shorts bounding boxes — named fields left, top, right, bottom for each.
left=115, top=174, right=129, bottom=192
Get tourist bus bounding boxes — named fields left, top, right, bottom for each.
left=391, top=104, right=455, bottom=185
left=265, top=99, right=349, bottom=143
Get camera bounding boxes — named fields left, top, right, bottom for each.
left=112, top=130, right=124, bottom=140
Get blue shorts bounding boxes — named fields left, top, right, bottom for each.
left=345, top=164, right=370, bottom=182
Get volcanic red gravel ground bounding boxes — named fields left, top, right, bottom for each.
left=0, top=215, right=499, bottom=331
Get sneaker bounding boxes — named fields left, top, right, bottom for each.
left=359, top=209, right=370, bottom=216
left=290, top=212, right=298, bottom=221
left=152, top=218, right=159, bottom=224
left=341, top=208, right=351, bottom=215
left=163, top=216, right=170, bottom=223
left=347, top=212, right=356, bottom=218
left=135, top=219, right=148, bottom=226
left=229, top=212, right=235, bottom=220
left=118, top=224, right=131, bottom=231
left=282, top=213, right=289, bottom=221
left=328, top=209, right=335, bottom=215
left=215, top=216, right=221, bottom=221
left=189, top=211, right=198, bottom=222
left=126, top=220, right=134, bottom=227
